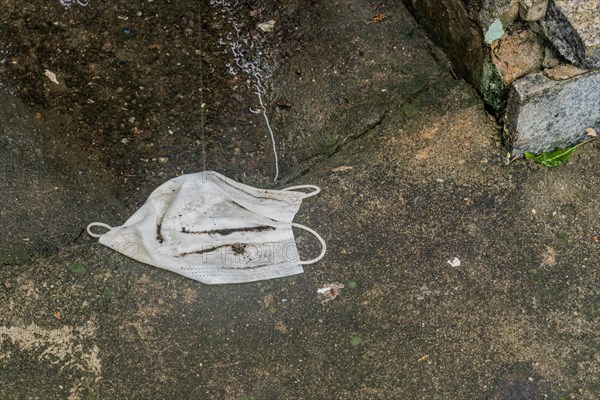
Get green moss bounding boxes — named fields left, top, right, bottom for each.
left=556, top=233, right=569, bottom=245
left=350, top=335, right=363, bottom=346
left=584, top=305, right=597, bottom=320
left=67, top=262, right=86, bottom=274
left=0, top=247, right=31, bottom=266
left=401, top=103, right=419, bottom=118
left=480, top=58, right=506, bottom=112
left=319, top=133, right=340, bottom=156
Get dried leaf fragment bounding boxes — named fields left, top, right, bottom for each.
left=373, top=13, right=386, bottom=23
left=275, top=97, right=293, bottom=108
left=44, top=69, right=59, bottom=84
left=331, top=165, right=353, bottom=172
left=585, top=127, right=597, bottom=138
left=257, top=20, right=275, bottom=33
left=317, top=282, right=344, bottom=304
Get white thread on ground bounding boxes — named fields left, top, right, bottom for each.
left=59, top=0, right=89, bottom=7
left=209, top=0, right=280, bottom=181
left=256, top=88, right=279, bottom=181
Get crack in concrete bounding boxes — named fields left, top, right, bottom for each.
left=280, top=71, right=449, bottom=185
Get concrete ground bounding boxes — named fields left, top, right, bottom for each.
left=1, top=0, right=599, bottom=399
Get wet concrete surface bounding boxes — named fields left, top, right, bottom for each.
left=0, top=89, right=122, bottom=264
left=1, top=0, right=600, bottom=399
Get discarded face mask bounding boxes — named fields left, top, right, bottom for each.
left=87, top=171, right=326, bottom=284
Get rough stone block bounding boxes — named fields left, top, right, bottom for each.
left=518, top=0, right=548, bottom=21
left=404, top=0, right=485, bottom=87
left=506, top=69, right=600, bottom=156
left=543, top=64, right=588, bottom=81
left=480, top=30, right=544, bottom=111
left=541, top=0, right=600, bottom=68
left=479, top=0, right=520, bottom=32
left=542, top=46, right=561, bottom=69
left=491, top=30, right=544, bottom=85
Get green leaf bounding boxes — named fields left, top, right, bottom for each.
left=524, top=142, right=585, bottom=167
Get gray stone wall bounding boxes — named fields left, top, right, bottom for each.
left=403, top=0, right=600, bottom=156
left=403, top=0, right=485, bottom=87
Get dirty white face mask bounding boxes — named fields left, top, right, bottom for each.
left=87, top=171, right=326, bottom=284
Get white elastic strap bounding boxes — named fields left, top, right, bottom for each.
left=282, top=185, right=321, bottom=198
left=255, top=87, right=279, bottom=182
left=292, top=222, right=326, bottom=265
left=87, top=222, right=113, bottom=238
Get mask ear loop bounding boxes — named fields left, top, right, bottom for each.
left=281, top=185, right=321, bottom=198
left=283, top=185, right=325, bottom=263
left=292, top=222, right=326, bottom=264
left=87, top=222, right=114, bottom=238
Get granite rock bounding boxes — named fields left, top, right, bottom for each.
left=480, top=29, right=544, bottom=111
left=506, top=69, right=600, bottom=156
left=541, top=0, right=600, bottom=68
left=543, top=64, right=589, bottom=81
left=479, top=0, right=520, bottom=32
left=491, top=29, right=544, bottom=85
left=542, top=45, right=562, bottom=69
left=518, top=0, right=548, bottom=21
